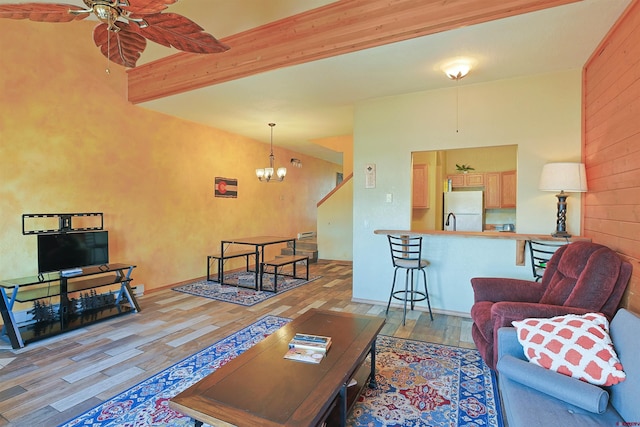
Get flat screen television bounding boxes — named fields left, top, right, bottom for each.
left=37, top=231, right=109, bottom=274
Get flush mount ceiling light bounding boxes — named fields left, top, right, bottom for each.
left=441, top=59, right=473, bottom=133
left=442, top=60, right=472, bottom=81
left=256, top=123, right=286, bottom=182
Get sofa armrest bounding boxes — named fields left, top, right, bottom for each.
left=497, top=355, right=609, bottom=414
left=608, top=309, right=640, bottom=422
left=497, top=327, right=525, bottom=361
left=471, top=277, right=545, bottom=303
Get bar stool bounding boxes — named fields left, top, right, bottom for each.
left=386, top=234, right=433, bottom=325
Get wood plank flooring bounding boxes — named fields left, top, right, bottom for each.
left=0, top=260, right=475, bottom=427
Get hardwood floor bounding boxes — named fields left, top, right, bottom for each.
left=0, top=260, right=475, bottom=427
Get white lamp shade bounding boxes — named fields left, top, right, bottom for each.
left=539, top=162, right=588, bottom=192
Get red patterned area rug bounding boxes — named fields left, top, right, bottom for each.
left=59, top=322, right=502, bottom=427
left=347, top=336, right=503, bottom=427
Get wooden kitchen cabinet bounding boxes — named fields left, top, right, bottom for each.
left=447, top=173, right=484, bottom=188
left=501, top=170, right=517, bottom=208
left=485, top=170, right=516, bottom=208
left=412, top=163, right=429, bottom=208
left=484, top=172, right=501, bottom=208
left=448, top=174, right=465, bottom=187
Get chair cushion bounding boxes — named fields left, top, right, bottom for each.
left=539, top=242, right=596, bottom=306
left=538, top=243, right=622, bottom=313
left=564, top=249, right=621, bottom=310
left=512, top=312, right=625, bottom=386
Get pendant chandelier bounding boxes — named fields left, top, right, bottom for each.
left=256, top=123, right=286, bottom=182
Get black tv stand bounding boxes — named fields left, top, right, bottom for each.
left=60, top=267, right=83, bottom=277
left=0, top=263, right=139, bottom=349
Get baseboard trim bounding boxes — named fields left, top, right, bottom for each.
left=350, top=297, right=471, bottom=318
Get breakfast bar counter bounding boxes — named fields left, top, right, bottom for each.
left=373, top=229, right=590, bottom=240
left=359, top=230, right=592, bottom=316
left=373, top=230, right=589, bottom=265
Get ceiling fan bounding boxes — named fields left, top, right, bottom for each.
left=0, top=0, right=229, bottom=68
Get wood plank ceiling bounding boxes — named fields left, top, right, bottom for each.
left=127, top=0, right=580, bottom=104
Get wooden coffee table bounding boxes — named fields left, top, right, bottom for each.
left=169, top=309, right=385, bottom=427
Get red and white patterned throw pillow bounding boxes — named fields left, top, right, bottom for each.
left=512, top=312, right=625, bottom=386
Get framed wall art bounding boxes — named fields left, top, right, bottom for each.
left=215, top=177, right=238, bottom=198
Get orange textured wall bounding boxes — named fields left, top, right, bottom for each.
left=583, top=0, right=640, bottom=314
left=311, top=135, right=354, bottom=177
left=0, top=20, right=340, bottom=292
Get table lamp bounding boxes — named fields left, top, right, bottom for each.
left=538, top=162, right=587, bottom=238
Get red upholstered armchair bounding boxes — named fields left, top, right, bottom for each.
left=470, top=241, right=632, bottom=370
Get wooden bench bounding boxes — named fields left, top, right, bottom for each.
left=260, top=255, right=309, bottom=293
left=207, top=250, right=257, bottom=286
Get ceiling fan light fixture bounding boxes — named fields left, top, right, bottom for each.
left=93, top=3, right=119, bottom=26
left=0, top=0, right=229, bottom=68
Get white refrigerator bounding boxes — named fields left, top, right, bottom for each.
left=443, top=191, right=484, bottom=232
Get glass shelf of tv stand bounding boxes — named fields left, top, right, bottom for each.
left=0, top=263, right=135, bottom=288
left=1, top=264, right=137, bottom=303
left=0, top=263, right=138, bottom=349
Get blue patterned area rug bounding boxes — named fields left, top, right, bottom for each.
left=172, top=271, right=321, bottom=306
left=60, top=319, right=503, bottom=427
left=58, top=315, right=291, bottom=427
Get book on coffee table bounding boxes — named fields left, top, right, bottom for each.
left=292, top=333, right=331, bottom=345
left=284, top=347, right=325, bottom=364
left=289, top=333, right=332, bottom=352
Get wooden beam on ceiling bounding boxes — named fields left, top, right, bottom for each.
left=127, top=0, right=580, bottom=104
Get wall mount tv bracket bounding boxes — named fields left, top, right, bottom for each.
left=22, top=212, right=104, bottom=235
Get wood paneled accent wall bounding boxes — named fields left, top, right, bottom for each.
left=583, top=0, right=640, bottom=314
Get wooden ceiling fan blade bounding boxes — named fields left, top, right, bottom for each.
left=93, top=22, right=147, bottom=68
left=133, top=13, right=229, bottom=54
left=0, top=3, right=90, bottom=22
left=122, top=0, right=177, bottom=15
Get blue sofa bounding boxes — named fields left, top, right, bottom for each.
left=496, top=308, right=639, bottom=427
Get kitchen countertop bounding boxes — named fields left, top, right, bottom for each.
left=374, top=229, right=590, bottom=265
left=373, top=229, right=590, bottom=241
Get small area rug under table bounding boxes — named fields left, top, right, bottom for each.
left=172, top=271, right=321, bottom=306
left=60, top=317, right=503, bottom=427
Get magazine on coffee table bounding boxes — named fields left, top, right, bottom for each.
left=284, top=347, right=325, bottom=364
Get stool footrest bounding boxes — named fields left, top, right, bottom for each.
left=391, top=290, right=428, bottom=303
